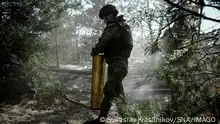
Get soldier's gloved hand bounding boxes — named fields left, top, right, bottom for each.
left=90, top=47, right=99, bottom=56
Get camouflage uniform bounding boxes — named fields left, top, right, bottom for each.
left=94, top=15, right=133, bottom=119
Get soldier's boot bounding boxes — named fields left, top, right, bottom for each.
left=99, top=95, right=112, bottom=119
left=82, top=96, right=111, bottom=124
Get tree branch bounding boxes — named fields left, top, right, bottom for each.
left=164, top=0, right=220, bottom=22
left=188, top=0, right=220, bottom=11
left=160, top=14, right=191, bottom=33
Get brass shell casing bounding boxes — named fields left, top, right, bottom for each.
left=90, top=54, right=106, bottom=109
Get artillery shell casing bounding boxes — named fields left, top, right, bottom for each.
left=90, top=55, right=105, bottom=109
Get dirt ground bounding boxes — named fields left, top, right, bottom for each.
left=0, top=73, right=121, bottom=124
left=0, top=62, right=169, bottom=124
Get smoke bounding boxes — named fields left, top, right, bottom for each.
left=123, top=46, right=168, bottom=102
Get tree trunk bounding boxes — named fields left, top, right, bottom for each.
left=198, top=5, right=204, bottom=40
left=147, top=0, right=153, bottom=42
left=55, top=28, right=59, bottom=68
left=76, top=37, right=80, bottom=64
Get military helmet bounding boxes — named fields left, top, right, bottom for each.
left=99, top=4, right=118, bottom=19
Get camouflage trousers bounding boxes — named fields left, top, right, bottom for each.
left=99, top=58, right=128, bottom=119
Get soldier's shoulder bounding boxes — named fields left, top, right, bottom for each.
left=104, top=23, right=120, bottom=32
left=106, top=23, right=119, bottom=28
left=104, top=22, right=130, bottom=32
left=117, top=22, right=130, bottom=29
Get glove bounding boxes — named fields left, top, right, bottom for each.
left=90, top=47, right=99, bottom=56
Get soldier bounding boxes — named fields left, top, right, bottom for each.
left=83, top=4, right=133, bottom=124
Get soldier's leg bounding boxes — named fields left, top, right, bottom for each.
left=99, top=59, right=128, bottom=118
left=99, top=79, right=125, bottom=118
left=82, top=66, right=114, bottom=124
left=98, top=65, right=114, bottom=118
left=113, top=59, right=128, bottom=118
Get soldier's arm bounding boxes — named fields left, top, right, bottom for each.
left=95, top=24, right=118, bottom=53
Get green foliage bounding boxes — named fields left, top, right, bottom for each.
left=32, top=75, right=63, bottom=104
left=143, top=0, right=220, bottom=122
left=0, top=0, right=78, bottom=103
left=146, top=0, right=198, bottom=55
left=155, top=30, right=220, bottom=121
left=114, top=96, right=163, bottom=124
left=24, top=42, right=64, bottom=103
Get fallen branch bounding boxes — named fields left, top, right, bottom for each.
left=49, top=68, right=92, bottom=75
left=64, top=94, right=90, bottom=108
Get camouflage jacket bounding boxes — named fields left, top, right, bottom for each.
left=95, top=15, right=133, bottom=64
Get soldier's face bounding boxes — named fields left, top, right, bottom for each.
left=103, top=15, right=114, bottom=25
left=103, top=17, right=107, bottom=25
